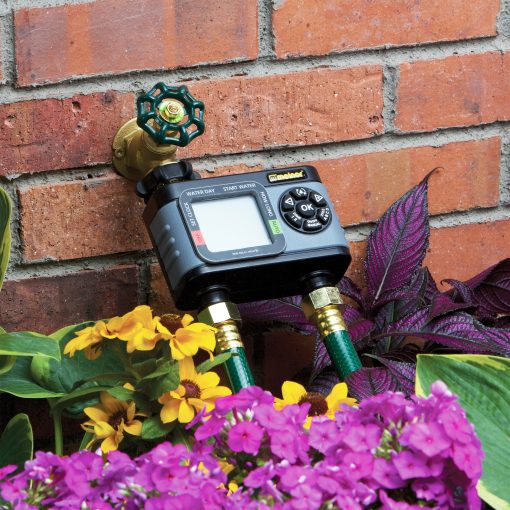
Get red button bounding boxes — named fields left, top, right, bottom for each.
left=191, top=230, right=205, bottom=246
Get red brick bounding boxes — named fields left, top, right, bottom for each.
left=396, top=52, right=510, bottom=132
left=14, top=0, right=258, bottom=86
left=426, top=220, right=510, bottom=285
left=0, top=92, right=134, bottom=176
left=184, top=67, right=383, bottom=157
left=19, top=173, right=150, bottom=262
left=0, top=265, right=139, bottom=334
left=274, top=0, right=499, bottom=58
left=316, top=138, right=501, bottom=225
left=149, top=263, right=182, bottom=316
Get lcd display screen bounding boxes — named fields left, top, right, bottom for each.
left=192, top=195, right=271, bottom=252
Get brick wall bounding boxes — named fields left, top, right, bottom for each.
left=0, top=0, right=509, bottom=335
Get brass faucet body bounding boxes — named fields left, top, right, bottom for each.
left=112, top=118, right=179, bottom=182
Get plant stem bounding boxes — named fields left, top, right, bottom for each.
left=53, top=409, right=64, bottom=456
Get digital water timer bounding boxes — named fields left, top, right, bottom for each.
left=138, top=163, right=351, bottom=311
left=112, top=82, right=362, bottom=392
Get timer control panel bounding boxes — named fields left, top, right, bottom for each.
left=280, top=186, right=332, bottom=233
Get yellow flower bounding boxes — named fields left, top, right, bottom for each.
left=82, top=389, right=145, bottom=453
left=64, top=321, right=111, bottom=360
left=274, top=380, right=357, bottom=428
left=155, top=314, right=216, bottom=360
left=107, top=305, right=160, bottom=353
left=159, top=357, right=231, bottom=424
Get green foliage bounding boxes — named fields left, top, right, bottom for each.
left=416, top=354, right=510, bottom=510
left=0, top=414, right=33, bottom=472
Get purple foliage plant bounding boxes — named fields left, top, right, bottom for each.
left=239, top=172, right=510, bottom=399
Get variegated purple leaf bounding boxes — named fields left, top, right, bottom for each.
left=337, top=276, right=364, bottom=308
left=342, top=305, right=375, bottom=350
left=374, top=358, right=416, bottom=395
left=389, top=312, right=510, bottom=356
left=238, top=297, right=316, bottom=335
left=423, top=267, right=439, bottom=302
left=308, top=368, right=339, bottom=395
left=376, top=307, right=430, bottom=354
left=346, top=367, right=400, bottom=400
left=466, top=259, right=510, bottom=314
left=365, top=173, right=432, bottom=305
left=442, top=279, right=476, bottom=305
left=429, top=293, right=472, bottom=319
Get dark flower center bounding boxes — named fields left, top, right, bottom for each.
left=299, top=392, right=328, bottom=416
left=160, top=314, right=182, bottom=332
left=182, top=379, right=201, bottom=399
left=108, top=410, right=127, bottom=429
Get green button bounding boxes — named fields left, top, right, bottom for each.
left=269, top=219, right=282, bottom=235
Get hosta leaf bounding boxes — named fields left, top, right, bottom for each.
left=366, top=173, right=431, bottom=305
left=238, top=297, right=315, bottom=334
left=0, top=187, right=11, bottom=292
left=0, top=357, right=65, bottom=398
left=0, top=414, right=33, bottom=472
left=416, top=355, right=510, bottom=510
left=464, top=259, right=510, bottom=314
left=346, top=367, right=400, bottom=400
left=0, top=331, right=61, bottom=360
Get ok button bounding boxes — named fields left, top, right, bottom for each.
left=296, top=201, right=315, bottom=218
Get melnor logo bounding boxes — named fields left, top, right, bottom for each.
left=267, top=169, right=306, bottom=183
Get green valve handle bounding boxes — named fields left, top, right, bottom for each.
left=323, top=329, right=362, bottom=380
left=136, top=82, right=205, bottom=147
left=224, top=347, right=255, bottom=393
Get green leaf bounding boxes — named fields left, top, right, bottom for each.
left=0, top=331, right=61, bottom=359
left=196, top=352, right=232, bottom=373
left=141, top=415, right=175, bottom=440
left=50, top=385, right=115, bottom=415
left=137, top=363, right=180, bottom=401
left=416, top=354, right=510, bottom=510
left=0, top=355, right=16, bottom=375
left=0, top=187, right=12, bottom=292
left=0, top=357, right=65, bottom=398
left=30, top=322, right=127, bottom=394
left=79, top=431, right=94, bottom=450
left=106, top=386, right=153, bottom=413
left=0, top=413, right=33, bottom=472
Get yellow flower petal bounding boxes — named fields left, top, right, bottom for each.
left=281, top=381, right=307, bottom=404
left=178, top=400, right=195, bottom=423
left=179, top=357, right=197, bottom=381
left=123, top=419, right=143, bottom=436
left=84, top=407, right=110, bottom=423
left=196, top=371, right=220, bottom=390
left=325, top=382, right=357, bottom=410
left=100, top=433, right=121, bottom=453
left=160, top=399, right=180, bottom=423
left=181, top=314, right=195, bottom=327
left=172, top=337, right=198, bottom=357
left=201, top=385, right=232, bottom=401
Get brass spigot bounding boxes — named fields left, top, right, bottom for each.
left=112, top=83, right=204, bottom=181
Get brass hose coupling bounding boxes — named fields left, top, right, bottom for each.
left=197, top=301, right=244, bottom=352
left=301, top=286, right=346, bottom=336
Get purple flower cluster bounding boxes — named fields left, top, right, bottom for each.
left=192, top=382, right=483, bottom=510
left=0, top=383, right=483, bottom=509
